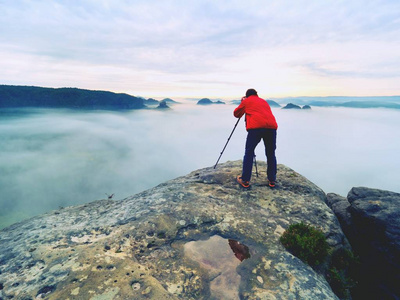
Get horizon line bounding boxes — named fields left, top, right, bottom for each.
left=2, top=84, right=400, bottom=100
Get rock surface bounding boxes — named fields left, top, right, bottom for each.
left=0, top=161, right=347, bottom=299
left=327, top=187, right=400, bottom=299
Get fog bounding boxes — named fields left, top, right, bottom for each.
left=1, top=104, right=399, bottom=229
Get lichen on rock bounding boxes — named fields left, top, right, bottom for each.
left=0, top=160, right=347, bottom=299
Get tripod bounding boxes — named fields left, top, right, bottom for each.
left=214, top=118, right=259, bottom=177
left=214, top=117, right=241, bottom=169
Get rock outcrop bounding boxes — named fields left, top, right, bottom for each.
left=282, top=103, right=301, bottom=109
left=0, top=161, right=348, bottom=299
left=156, top=101, right=170, bottom=109
left=327, top=187, right=400, bottom=299
left=197, top=98, right=225, bottom=105
left=197, top=98, right=213, bottom=105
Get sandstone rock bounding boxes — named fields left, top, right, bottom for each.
left=347, top=187, right=400, bottom=248
left=0, top=161, right=345, bottom=299
left=326, top=193, right=352, bottom=230
left=327, top=187, right=400, bottom=299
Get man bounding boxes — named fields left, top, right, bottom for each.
left=234, top=89, right=278, bottom=188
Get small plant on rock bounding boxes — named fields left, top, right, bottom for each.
left=327, top=248, right=359, bottom=299
left=280, top=222, right=329, bottom=266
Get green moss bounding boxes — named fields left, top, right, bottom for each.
left=280, top=222, right=329, bottom=266
left=327, top=248, right=359, bottom=299
left=328, top=268, right=349, bottom=298
left=280, top=223, right=360, bottom=299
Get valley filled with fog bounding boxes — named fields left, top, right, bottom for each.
left=1, top=103, right=399, bottom=229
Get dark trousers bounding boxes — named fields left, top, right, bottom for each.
left=242, top=128, right=277, bottom=182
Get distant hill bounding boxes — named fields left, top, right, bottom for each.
left=156, top=101, right=170, bottom=109
left=197, top=98, right=225, bottom=105
left=144, top=97, right=179, bottom=106
left=162, top=98, right=178, bottom=104
left=0, top=85, right=145, bottom=110
left=282, top=103, right=301, bottom=109
left=338, top=101, right=400, bottom=109
left=278, top=96, right=400, bottom=109
left=230, top=99, right=280, bottom=107
left=307, top=101, right=400, bottom=109
left=230, top=100, right=241, bottom=105
left=144, top=98, right=160, bottom=105
left=267, top=100, right=281, bottom=107
left=197, top=98, right=213, bottom=105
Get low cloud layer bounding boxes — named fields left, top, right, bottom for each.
left=1, top=104, right=399, bottom=228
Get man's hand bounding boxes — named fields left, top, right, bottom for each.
left=241, top=96, right=246, bottom=102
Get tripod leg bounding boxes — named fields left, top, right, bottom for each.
left=254, top=154, right=259, bottom=177
left=214, top=117, right=241, bottom=169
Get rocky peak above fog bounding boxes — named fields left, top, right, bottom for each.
left=197, top=98, right=225, bottom=105
left=0, top=161, right=348, bottom=299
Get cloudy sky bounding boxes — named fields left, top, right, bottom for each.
left=1, top=0, right=399, bottom=98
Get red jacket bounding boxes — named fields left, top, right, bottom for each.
left=233, top=95, right=278, bottom=130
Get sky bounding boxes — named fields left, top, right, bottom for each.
left=1, top=0, right=400, bottom=98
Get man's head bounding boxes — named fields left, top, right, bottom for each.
left=245, top=89, right=258, bottom=97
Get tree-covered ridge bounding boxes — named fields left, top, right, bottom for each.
left=0, top=85, right=145, bottom=110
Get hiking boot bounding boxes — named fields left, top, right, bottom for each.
left=237, top=176, right=250, bottom=188
left=268, top=180, right=276, bottom=188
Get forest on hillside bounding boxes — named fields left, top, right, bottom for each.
left=0, top=85, right=145, bottom=110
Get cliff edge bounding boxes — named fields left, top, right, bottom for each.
left=0, top=161, right=347, bottom=299
left=327, top=188, right=400, bottom=299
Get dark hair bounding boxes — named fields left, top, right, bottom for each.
left=245, top=89, right=258, bottom=97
